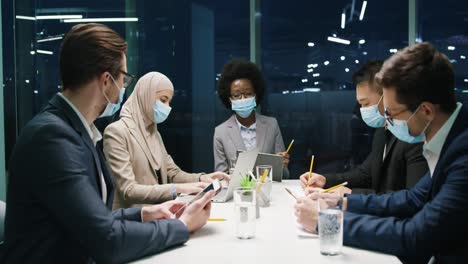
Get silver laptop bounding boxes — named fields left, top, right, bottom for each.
left=237, top=150, right=284, bottom=182
left=212, top=149, right=259, bottom=203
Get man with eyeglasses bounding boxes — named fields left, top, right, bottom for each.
left=295, top=42, right=468, bottom=263
left=3, top=23, right=214, bottom=263
left=300, top=60, right=428, bottom=195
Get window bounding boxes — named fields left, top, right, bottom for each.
left=418, top=0, right=468, bottom=104
left=261, top=0, right=408, bottom=177
left=7, top=0, right=249, bottom=172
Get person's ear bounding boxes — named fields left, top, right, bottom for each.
left=420, top=102, right=436, bottom=122
left=98, top=72, right=112, bottom=93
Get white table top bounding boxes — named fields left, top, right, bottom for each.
left=134, top=180, right=399, bottom=264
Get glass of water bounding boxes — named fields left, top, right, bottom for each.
left=256, top=179, right=272, bottom=207
left=256, top=165, right=273, bottom=182
left=234, top=187, right=256, bottom=239
left=318, top=201, right=343, bottom=256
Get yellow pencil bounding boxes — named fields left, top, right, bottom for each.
left=285, top=139, right=295, bottom=153
left=306, top=155, right=315, bottom=188
left=259, top=168, right=269, bottom=183
left=323, top=182, right=348, bottom=193
left=208, top=218, right=226, bottom=222
left=256, top=169, right=270, bottom=192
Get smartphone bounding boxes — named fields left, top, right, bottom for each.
left=190, top=179, right=222, bottom=203
left=175, top=179, right=222, bottom=216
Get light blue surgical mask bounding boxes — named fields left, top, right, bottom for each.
left=100, top=75, right=125, bottom=118
left=231, top=97, right=256, bottom=118
left=360, top=96, right=386, bottom=128
left=153, top=100, right=172, bottom=124
left=386, top=105, right=430, bottom=144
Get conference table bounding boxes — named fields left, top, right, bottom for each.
left=134, top=180, right=400, bottom=264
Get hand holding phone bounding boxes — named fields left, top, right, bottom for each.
left=174, top=179, right=222, bottom=217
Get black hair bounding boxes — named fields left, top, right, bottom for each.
left=217, top=59, right=266, bottom=109
left=352, top=60, right=384, bottom=93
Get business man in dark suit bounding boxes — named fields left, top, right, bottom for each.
left=3, top=23, right=214, bottom=264
left=295, top=43, right=468, bottom=262
left=300, top=61, right=428, bottom=194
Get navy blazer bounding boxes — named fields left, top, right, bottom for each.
left=343, top=105, right=468, bottom=262
left=3, top=94, right=189, bottom=263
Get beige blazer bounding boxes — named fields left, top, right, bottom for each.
left=103, top=118, right=201, bottom=209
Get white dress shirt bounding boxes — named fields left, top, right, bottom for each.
left=423, top=102, right=463, bottom=177
left=235, top=115, right=257, bottom=151
left=58, top=93, right=107, bottom=202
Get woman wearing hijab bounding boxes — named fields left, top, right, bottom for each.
left=104, top=72, right=229, bottom=209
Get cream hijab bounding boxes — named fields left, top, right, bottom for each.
left=120, top=72, right=174, bottom=170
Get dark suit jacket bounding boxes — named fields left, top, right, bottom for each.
left=3, top=95, right=189, bottom=263
left=325, top=127, right=428, bottom=193
left=343, top=106, right=468, bottom=263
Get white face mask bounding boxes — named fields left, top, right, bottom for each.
left=231, top=97, right=257, bottom=118
left=99, top=75, right=125, bottom=118
left=360, top=96, right=386, bottom=128
left=153, top=100, right=172, bottom=124
left=386, top=105, right=431, bottom=144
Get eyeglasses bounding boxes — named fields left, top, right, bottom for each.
left=230, top=92, right=256, bottom=100
left=383, top=107, right=408, bottom=126
left=120, top=70, right=136, bottom=89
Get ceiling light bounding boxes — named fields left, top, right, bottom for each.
left=359, top=1, right=367, bottom=21
left=36, top=49, right=53, bottom=55
left=63, top=17, right=138, bottom=23
left=327, top=36, right=350, bottom=45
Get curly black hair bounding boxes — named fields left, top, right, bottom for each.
left=217, top=59, right=266, bottom=109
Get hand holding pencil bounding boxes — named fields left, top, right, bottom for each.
left=305, top=182, right=352, bottom=197
left=305, top=183, right=351, bottom=209
left=306, top=155, right=315, bottom=188
left=300, top=173, right=325, bottom=188
left=299, top=156, right=326, bottom=189
left=277, top=139, right=294, bottom=168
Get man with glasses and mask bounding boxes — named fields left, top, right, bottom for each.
left=300, top=61, right=428, bottom=195
left=3, top=23, right=215, bottom=263
left=295, top=43, right=467, bottom=263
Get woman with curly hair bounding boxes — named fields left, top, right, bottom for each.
left=213, top=59, right=290, bottom=177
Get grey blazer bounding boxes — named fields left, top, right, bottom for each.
left=213, top=114, right=286, bottom=173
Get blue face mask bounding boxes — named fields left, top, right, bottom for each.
left=360, top=96, right=386, bottom=128
left=100, top=75, right=125, bottom=118
left=153, top=100, right=172, bottom=124
left=231, top=97, right=256, bottom=118
left=386, top=105, right=429, bottom=144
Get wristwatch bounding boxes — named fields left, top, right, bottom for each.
left=337, top=197, right=344, bottom=210
left=198, top=173, right=206, bottom=182
left=337, top=194, right=348, bottom=210
left=336, top=197, right=343, bottom=210
left=171, top=184, right=177, bottom=200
